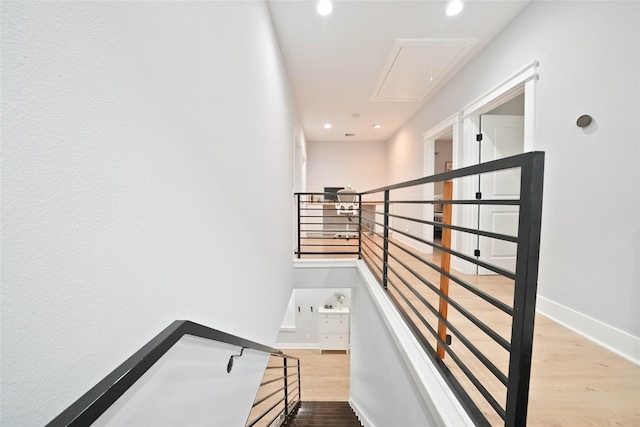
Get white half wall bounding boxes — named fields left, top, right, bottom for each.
left=386, top=1, right=640, bottom=362
left=1, top=2, right=300, bottom=424
left=350, top=260, right=474, bottom=427
left=289, top=260, right=474, bottom=427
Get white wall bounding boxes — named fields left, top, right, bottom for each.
left=307, top=140, right=388, bottom=199
left=93, top=337, right=270, bottom=426
left=1, top=2, right=301, bottom=425
left=386, top=1, right=640, bottom=359
left=350, top=286, right=441, bottom=426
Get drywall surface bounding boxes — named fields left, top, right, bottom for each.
left=350, top=261, right=473, bottom=426
left=1, top=2, right=299, bottom=424
left=93, top=336, right=270, bottom=426
left=386, top=1, right=640, bottom=360
left=307, top=140, right=388, bottom=200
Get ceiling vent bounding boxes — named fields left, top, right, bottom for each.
left=370, top=39, right=477, bottom=103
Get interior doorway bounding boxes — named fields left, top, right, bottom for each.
left=456, top=61, right=538, bottom=275
left=477, top=96, right=525, bottom=274
left=422, top=114, right=460, bottom=255
left=433, top=138, right=453, bottom=242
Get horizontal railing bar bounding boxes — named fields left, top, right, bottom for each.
left=299, top=244, right=359, bottom=247
left=365, top=242, right=384, bottom=263
left=361, top=240, right=384, bottom=261
left=385, top=284, right=491, bottom=427
left=388, top=213, right=518, bottom=243
left=388, top=277, right=506, bottom=421
left=362, top=252, right=384, bottom=277
left=286, top=386, right=300, bottom=399
left=297, top=252, right=359, bottom=255
left=270, top=353, right=299, bottom=361
left=436, top=335, right=507, bottom=420
left=246, top=396, right=286, bottom=427
left=298, top=235, right=359, bottom=239
left=260, top=376, right=285, bottom=387
left=387, top=239, right=514, bottom=316
left=316, top=217, right=361, bottom=221
left=387, top=258, right=511, bottom=353
left=387, top=263, right=509, bottom=386
left=252, top=385, right=286, bottom=408
left=387, top=277, right=440, bottom=345
left=367, top=219, right=386, bottom=230
left=362, top=152, right=532, bottom=195
left=361, top=248, right=383, bottom=266
left=263, top=408, right=285, bottom=427
left=294, top=192, right=346, bottom=196
left=386, top=199, right=520, bottom=206
left=388, top=225, right=517, bottom=280
left=361, top=234, right=384, bottom=252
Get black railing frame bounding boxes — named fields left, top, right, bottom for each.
left=295, top=191, right=362, bottom=258
left=47, top=320, right=298, bottom=427
left=295, top=151, right=545, bottom=427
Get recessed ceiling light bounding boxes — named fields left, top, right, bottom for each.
left=446, top=0, right=463, bottom=16
left=324, top=123, right=332, bottom=129
left=317, top=0, right=333, bottom=16
left=373, top=124, right=382, bottom=129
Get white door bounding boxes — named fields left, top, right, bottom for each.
left=477, top=115, right=524, bottom=275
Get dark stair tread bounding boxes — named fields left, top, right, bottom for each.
left=284, top=421, right=361, bottom=426
left=285, top=423, right=362, bottom=426
left=283, top=401, right=362, bottom=427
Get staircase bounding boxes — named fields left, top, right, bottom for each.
left=283, top=401, right=362, bottom=426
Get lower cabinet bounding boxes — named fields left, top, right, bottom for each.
left=319, top=307, right=349, bottom=354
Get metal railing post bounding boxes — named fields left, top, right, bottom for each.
left=283, top=357, right=289, bottom=417
left=296, top=194, right=301, bottom=259
left=358, top=194, right=362, bottom=259
left=297, top=359, right=301, bottom=401
left=382, top=189, right=390, bottom=289
left=505, top=152, right=545, bottom=427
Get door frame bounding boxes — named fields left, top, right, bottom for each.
left=423, top=113, right=460, bottom=255
left=456, top=61, right=538, bottom=274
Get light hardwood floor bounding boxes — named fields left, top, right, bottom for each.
left=293, top=237, right=640, bottom=426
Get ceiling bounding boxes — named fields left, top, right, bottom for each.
left=267, top=0, right=530, bottom=142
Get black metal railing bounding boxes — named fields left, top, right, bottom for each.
left=295, top=152, right=545, bottom=426
left=46, top=320, right=300, bottom=427
left=295, top=192, right=362, bottom=258
left=246, top=354, right=301, bottom=427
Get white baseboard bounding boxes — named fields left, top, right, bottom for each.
left=349, top=397, right=375, bottom=427
left=537, top=296, right=640, bottom=366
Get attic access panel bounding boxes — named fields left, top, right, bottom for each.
left=371, top=39, right=477, bottom=103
